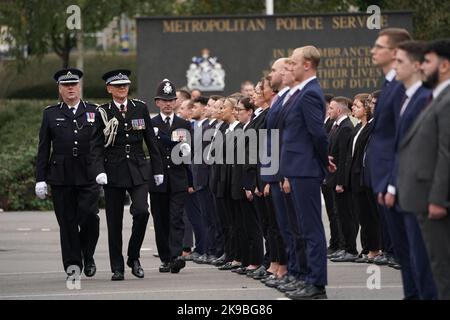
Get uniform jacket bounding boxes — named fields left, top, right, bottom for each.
left=36, top=100, right=103, bottom=186
left=97, top=99, right=163, bottom=188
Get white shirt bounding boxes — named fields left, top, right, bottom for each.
left=433, top=79, right=450, bottom=99
left=335, top=115, right=348, bottom=126
left=400, top=81, right=422, bottom=116
left=271, top=87, right=290, bottom=107
left=196, top=118, right=207, bottom=128
left=352, top=124, right=366, bottom=157
left=225, top=120, right=240, bottom=134
left=113, top=99, right=128, bottom=110
left=67, top=101, right=80, bottom=114
left=385, top=69, right=396, bottom=82
left=160, top=112, right=175, bottom=126
left=209, top=118, right=216, bottom=126
left=243, top=120, right=251, bottom=131
left=324, top=116, right=330, bottom=124
left=283, top=76, right=317, bottom=105
left=253, top=107, right=264, bottom=119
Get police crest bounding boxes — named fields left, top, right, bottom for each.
left=186, top=48, right=225, bottom=92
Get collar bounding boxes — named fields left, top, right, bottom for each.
left=66, top=100, right=81, bottom=110
left=289, top=76, right=317, bottom=95
left=385, top=69, right=396, bottom=82
left=113, top=99, right=128, bottom=109
left=228, top=120, right=240, bottom=132
left=254, top=107, right=263, bottom=117
left=196, top=118, right=207, bottom=127
left=368, top=118, right=374, bottom=123
left=215, top=120, right=224, bottom=129
left=433, top=79, right=450, bottom=99
left=324, top=116, right=330, bottom=124
left=405, top=81, right=422, bottom=99
left=160, top=112, right=174, bottom=122
left=335, top=115, right=348, bottom=126
left=243, top=120, right=251, bottom=130
left=209, top=118, right=216, bottom=125
left=277, top=87, right=290, bottom=97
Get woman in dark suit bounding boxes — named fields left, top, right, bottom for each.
left=345, top=94, right=381, bottom=262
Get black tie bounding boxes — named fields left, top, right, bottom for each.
left=329, top=123, right=339, bottom=137
left=119, top=104, right=126, bottom=118
left=164, top=116, right=171, bottom=130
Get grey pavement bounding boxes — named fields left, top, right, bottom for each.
left=0, top=208, right=403, bottom=300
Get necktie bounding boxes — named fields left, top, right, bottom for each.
left=164, top=116, right=171, bottom=131
left=119, top=104, right=126, bottom=118
left=329, top=123, right=339, bottom=137
left=70, top=106, right=76, bottom=114
left=399, top=93, right=408, bottom=117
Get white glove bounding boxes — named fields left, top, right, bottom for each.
left=35, top=182, right=48, bottom=200
left=154, top=174, right=164, bottom=186
left=180, top=142, right=191, bottom=157
left=96, top=173, right=108, bottom=185
left=153, top=127, right=159, bottom=135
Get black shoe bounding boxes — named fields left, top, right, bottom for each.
left=127, top=259, right=144, bottom=278
left=331, top=252, right=358, bottom=262
left=159, top=262, right=171, bottom=273
left=206, top=255, right=218, bottom=264
left=388, top=257, right=401, bottom=270
left=287, top=284, right=327, bottom=300
left=278, top=280, right=306, bottom=293
left=111, top=270, right=124, bottom=281
left=373, top=254, right=389, bottom=265
left=83, top=259, right=96, bottom=277
left=170, top=258, right=186, bottom=273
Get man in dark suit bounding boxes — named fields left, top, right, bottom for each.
left=366, top=28, right=429, bottom=299
left=191, top=96, right=221, bottom=264
left=398, top=39, right=450, bottom=299
left=278, top=46, right=330, bottom=299
left=35, top=68, right=103, bottom=279
left=325, top=97, right=357, bottom=263
left=97, top=69, right=163, bottom=281
left=321, top=94, right=343, bottom=257
left=149, top=79, right=193, bottom=274
left=383, top=41, right=438, bottom=299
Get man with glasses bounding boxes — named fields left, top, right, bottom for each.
left=35, top=68, right=104, bottom=279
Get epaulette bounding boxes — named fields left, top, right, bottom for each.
left=131, top=98, right=146, bottom=105
left=85, top=101, right=100, bottom=107
left=44, top=103, right=59, bottom=110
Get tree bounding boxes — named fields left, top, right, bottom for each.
left=0, top=0, right=141, bottom=68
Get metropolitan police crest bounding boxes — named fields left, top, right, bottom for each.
left=163, top=82, right=173, bottom=94
left=186, top=48, right=225, bottom=92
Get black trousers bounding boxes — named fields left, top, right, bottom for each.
left=51, top=184, right=100, bottom=272
left=215, top=197, right=234, bottom=261
left=321, top=184, right=344, bottom=250
left=231, top=200, right=245, bottom=263
left=253, top=194, right=287, bottom=265
left=333, top=190, right=358, bottom=255
left=104, top=184, right=150, bottom=272
left=150, top=191, right=188, bottom=263
left=352, top=190, right=380, bottom=252
left=239, top=198, right=264, bottom=266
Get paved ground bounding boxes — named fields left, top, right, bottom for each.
left=0, top=208, right=403, bottom=300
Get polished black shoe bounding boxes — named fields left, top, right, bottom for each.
left=373, top=254, right=389, bottom=265
left=206, top=255, right=218, bottom=264
left=388, top=257, right=401, bottom=270
left=233, top=267, right=248, bottom=275
left=83, top=259, right=96, bottom=277
left=127, top=259, right=144, bottom=278
left=159, top=262, right=171, bottom=273
left=170, top=258, right=186, bottom=273
left=287, top=284, right=327, bottom=300
left=111, top=270, right=124, bottom=281
left=278, top=280, right=306, bottom=293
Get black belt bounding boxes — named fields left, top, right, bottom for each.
left=53, top=144, right=89, bottom=157
left=107, top=143, right=144, bottom=154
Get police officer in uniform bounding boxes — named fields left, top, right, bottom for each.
left=97, top=69, right=164, bottom=281
left=149, top=79, right=193, bottom=274
left=35, top=68, right=104, bottom=278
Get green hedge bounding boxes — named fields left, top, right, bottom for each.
left=0, top=52, right=137, bottom=99
left=0, top=99, right=110, bottom=211
left=0, top=100, right=54, bottom=210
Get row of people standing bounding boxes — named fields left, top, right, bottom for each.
left=322, top=32, right=450, bottom=300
